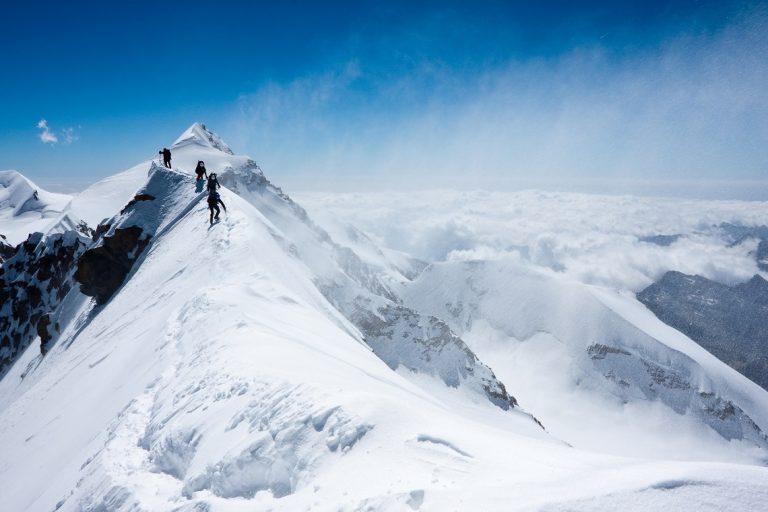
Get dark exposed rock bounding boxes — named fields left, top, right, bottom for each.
left=718, top=223, right=768, bottom=246
left=642, top=360, right=691, bottom=390
left=638, top=271, right=768, bottom=391
left=639, top=234, right=682, bottom=247
left=354, top=302, right=519, bottom=411
left=757, top=240, right=768, bottom=272
left=718, top=224, right=768, bottom=271
left=37, top=314, right=54, bottom=354
left=92, top=222, right=111, bottom=242
left=588, top=337, right=768, bottom=445
left=74, top=226, right=150, bottom=305
left=75, top=220, right=95, bottom=239
left=587, top=344, right=631, bottom=360
left=0, top=231, right=88, bottom=377
left=0, top=235, right=15, bottom=263
left=120, top=193, right=156, bottom=215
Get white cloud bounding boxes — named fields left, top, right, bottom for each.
left=37, top=119, right=58, bottom=144
left=297, top=190, right=768, bottom=292
left=36, top=120, right=79, bottom=145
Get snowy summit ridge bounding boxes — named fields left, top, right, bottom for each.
left=173, top=122, right=234, bottom=155
left=1, top=124, right=768, bottom=511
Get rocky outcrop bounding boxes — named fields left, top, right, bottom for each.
left=0, top=231, right=88, bottom=376
left=718, top=223, right=768, bottom=270
left=638, top=271, right=768, bottom=391
left=355, top=303, right=519, bottom=410
left=758, top=240, right=768, bottom=272
left=120, top=194, right=156, bottom=215
left=587, top=341, right=768, bottom=448
left=639, top=234, right=681, bottom=247
left=74, top=226, right=150, bottom=304
left=74, top=176, right=177, bottom=305
left=0, top=235, right=15, bottom=263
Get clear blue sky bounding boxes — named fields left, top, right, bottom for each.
left=1, top=1, right=766, bottom=196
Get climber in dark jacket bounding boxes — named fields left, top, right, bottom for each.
left=194, top=161, right=208, bottom=181
left=206, top=172, right=220, bottom=194
left=207, top=190, right=226, bottom=224
left=162, top=148, right=172, bottom=168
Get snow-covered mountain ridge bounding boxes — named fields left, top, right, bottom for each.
left=0, top=170, right=74, bottom=245
left=401, top=260, right=768, bottom=462
left=2, top=124, right=768, bottom=511
left=638, top=271, right=768, bottom=391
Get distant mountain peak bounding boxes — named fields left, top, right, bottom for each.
left=0, top=170, right=73, bottom=245
left=171, top=122, right=234, bottom=155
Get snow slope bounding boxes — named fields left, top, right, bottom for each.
left=217, top=163, right=521, bottom=411
left=0, top=170, right=73, bottom=245
left=2, top=125, right=768, bottom=511
left=0, top=148, right=545, bottom=511
left=402, top=260, right=768, bottom=463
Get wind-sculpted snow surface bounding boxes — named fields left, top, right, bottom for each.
left=403, top=260, right=768, bottom=462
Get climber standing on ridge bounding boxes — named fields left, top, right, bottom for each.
left=194, top=160, right=208, bottom=181
left=161, top=148, right=172, bottom=168
left=207, top=172, right=220, bottom=193
left=207, top=188, right=226, bottom=224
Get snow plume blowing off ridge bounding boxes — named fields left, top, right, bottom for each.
left=2, top=124, right=768, bottom=511
left=228, top=6, right=768, bottom=196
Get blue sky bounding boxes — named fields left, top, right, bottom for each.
left=1, top=1, right=766, bottom=197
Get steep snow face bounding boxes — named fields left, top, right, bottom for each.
left=0, top=164, right=551, bottom=512
left=65, top=162, right=155, bottom=230
left=3, top=162, right=768, bottom=511
left=3, top=125, right=768, bottom=511
left=218, top=163, right=523, bottom=412
left=0, top=170, right=73, bottom=245
left=73, top=163, right=203, bottom=304
left=402, top=260, right=768, bottom=464
left=173, top=122, right=234, bottom=155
